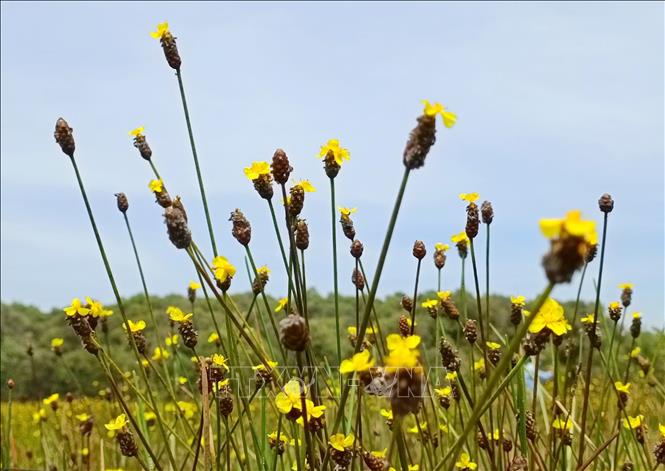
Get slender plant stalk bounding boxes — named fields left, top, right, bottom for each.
left=409, top=258, right=422, bottom=335
left=175, top=68, right=218, bottom=256
left=577, top=212, right=609, bottom=467
left=67, top=155, right=177, bottom=470
left=329, top=178, right=342, bottom=366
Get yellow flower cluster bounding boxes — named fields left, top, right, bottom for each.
left=422, top=100, right=457, bottom=128
left=528, top=298, right=571, bottom=336
left=318, top=139, right=350, bottom=166
left=243, top=161, right=271, bottom=180
left=385, top=334, right=421, bottom=371
left=212, top=256, right=236, bottom=283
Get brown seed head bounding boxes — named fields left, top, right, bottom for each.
left=271, top=149, right=292, bottom=184
left=7, top=378, right=15, bottom=390
left=465, top=202, right=480, bottom=239
left=350, top=239, right=364, bottom=259
left=159, top=30, right=182, bottom=70
left=279, top=314, right=310, bottom=351
left=403, top=114, right=436, bottom=169
left=132, top=134, right=152, bottom=160
left=164, top=205, right=191, bottom=249
left=115, top=193, right=129, bottom=213
left=598, top=193, right=614, bottom=213
left=54, top=118, right=75, bottom=157
left=295, top=219, right=310, bottom=250
left=230, top=209, right=252, bottom=246
left=412, top=240, right=427, bottom=260
left=481, top=200, right=494, bottom=224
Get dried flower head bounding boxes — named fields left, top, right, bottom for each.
left=54, top=118, right=75, bottom=157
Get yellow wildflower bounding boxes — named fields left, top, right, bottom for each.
left=511, top=295, right=526, bottom=307
left=451, top=231, right=469, bottom=244
left=43, top=393, right=59, bottom=405
left=169, top=308, right=192, bottom=323
left=552, top=417, right=573, bottom=431
left=659, top=423, right=665, bottom=437
left=435, top=242, right=450, bottom=251
left=176, top=401, right=197, bottom=419
left=257, top=266, right=271, bottom=277
left=208, top=332, right=220, bottom=344
left=295, top=400, right=326, bottom=426
left=252, top=360, right=278, bottom=372
left=105, top=414, right=128, bottom=431
left=294, top=179, right=316, bottom=192
left=609, top=301, right=621, bottom=310
left=474, top=358, right=485, bottom=372
left=371, top=448, right=387, bottom=459
left=437, top=290, right=452, bottom=301
left=539, top=210, right=597, bottom=245
left=408, top=466, right=420, bottom=471
left=189, top=281, right=201, bottom=291
left=421, top=299, right=438, bottom=309
left=422, top=100, right=457, bottom=128
left=580, top=314, right=596, bottom=324
left=459, top=192, right=479, bottom=203
left=387, top=334, right=421, bottom=351
left=339, top=207, right=357, bottom=220
left=630, top=347, right=641, bottom=358
left=340, top=349, right=374, bottom=374
left=408, top=422, right=428, bottom=433
left=32, top=409, right=46, bottom=423
left=486, top=341, right=501, bottom=350
left=212, top=256, right=236, bottom=283
left=632, top=312, right=642, bottom=319
left=64, top=298, right=90, bottom=317
left=275, top=379, right=305, bottom=414
left=380, top=409, right=393, bottom=420
left=529, top=298, right=571, bottom=336
left=319, top=138, right=350, bottom=166
left=614, top=382, right=631, bottom=394
left=275, top=297, right=288, bottom=313
left=243, top=161, right=271, bottom=180
left=455, top=452, right=477, bottom=470
left=211, top=354, right=229, bottom=371
left=446, top=371, right=458, bottom=381
left=178, top=376, right=188, bottom=385
left=122, top=319, right=146, bottom=333
left=150, top=22, right=169, bottom=40
left=434, top=386, right=452, bottom=397
left=623, top=415, right=644, bottom=429
left=268, top=431, right=288, bottom=444
left=148, top=179, right=164, bottom=193
left=80, top=448, right=89, bottom=456
left=165, top=334, right=179, bottom=346
left=151, top=347, right=170, bottom=361
left=328, top=433, right=355, bottom=451
left=51, top=338, right=64, bottom=348
left=129, top=126, right=144, bottom=137
left=618, top=283, right=634, bottom=290
left=75, top=413, right=90, bottom=422
left=440, top=423, right=449, bottom=433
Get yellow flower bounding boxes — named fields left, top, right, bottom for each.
left=294, top=179, right=316, bottom=192
left=609, top=301, right=621, bottom=310
left=630, top=347, right=641, bottom=358
left=434, top=242, right=450, bottom=252
left=129, top=126, right=144, bottom=137
left=474, top=358, right=485, bottom=372
left=659, top=423, right=665, bottom=438
left=86, top=297, right=112, bottom=318
left=486, top=341, right=501, bottom=350
left=51, top=338, right=64, bottom=348
left=64, top=298, right=90, bottom=317
left=150, top=22, right=169, bottom=40
left=80, top=448, right=89, bottom=456
left=257, top=266, right=271, bottom=277
left=275, top=379, right=305, bottom=414
left=437, top=290, right=452, bottom=301
left=148, top=179, right=164, bottom=193
left=511, top=295, right=526, bottom=307
left=408, top=422, right=428, bottom=434
left=386, top=334, right=421, bottom=351
left=212, top=256, right=236, bottom=283
left=32, top=409, right=46, bottom=423
left=614, top=382, right=631, bottom=394
left=422, top=100, right=457, bottom=128
left=380, top=408, right=393, bottom=420
left=295, top=400, right=326, bottom=426
left=144, top=411, right=157, bottom=422
left=539, top=210, right=597, bottom=245
left=446, top=371, right=458, bottom=381
left=43, top=393, right=59, bottom=405
left=455, top=452, right=477, bottom=470
left=175, top=401, right=197, bottom=419
left=318, top=139, right=351, bottom=166
left=623, top=415, right=644, bottom=430
left=340, top=349, right=375, bottom=374
left=252, top=360, right=278, bottom=372
left=328, top=433, right=355, bottom=451
left=408, top=466, right=420, bottom=471
left=459, top=192, right=479, bottom=203
left=339, top=207, right=357, bottom=220
left=189, top=281, right=201, bottom=291
left=208, top=332, right=220, bottom=343
left=552, top=417, right=573, bottom=431
left=347, top=326, right=357, bottom=336
left=105, top=414, right=128, bottom=431
left=165, top=334, right=179, bottom=346
left=151, top=347, right=170, bottom=361
left=421, top=299, right=438, bottom=309
left=528, top=298, right=571, bottom=336
left=122, top=319, right=146, bottom=333
left=243, top=161, right=271, bottom=180
left=275, top=297, right=288, bottom=313
left=434, top=386, right=452, bottom=397
left=439, top=423, right=449, bottom=433
left=169, top=307, right=193, bottom=323
left=580, top=313, right=596, bottom=324
left=371, top=448, right=387, bottom=459
left=268, top=431, right=288, bottom=443
left=451, top=232, right=469, bottom=244
left=178, top=376, right=188, bottom=385
left=618, top=283, right=634, bottom=290
left=632, top=312, right=642, bottom=319
left=212, top=354, right=229, bottom=370
left=75, top=413, right=90, bottom=422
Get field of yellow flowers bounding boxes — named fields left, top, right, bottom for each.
left=2, top=20, right=664, bottom=471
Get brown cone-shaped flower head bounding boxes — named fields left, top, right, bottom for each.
left=598, top=193, right=614, bottom=213
left=295, top=219, right=310, bottom=250
left=164, top=205, right=191, bottom=249
left=403, top=114, right=436, bottom=169
left=481, top=200, right=494, bottom=224
left=230, top=209, right=252, bottom=246
left=279, top=314, right=310, bottom=351
left=350, top=239, right=364, bottom=259
left=54, top=118, right=75, bottom=157
left=271, top=148, right=292, bottom=184
left=412, top=240, right=426, bottom=260
left=115, top=193, right=129, bottom=213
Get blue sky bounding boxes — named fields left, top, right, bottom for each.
left=1, top=2, right=663, bottom=327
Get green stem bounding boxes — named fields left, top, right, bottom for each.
left=175, top=68, right=218, bottom=256
left=67, top=155, right=176, bottom=470
left=577, top=212, right=609, bottom=467
left=322, top=168, right=411, bottom=470
left=330, top=177, right=342, bottom=366
left=409, top=259, right=422, bottom=335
